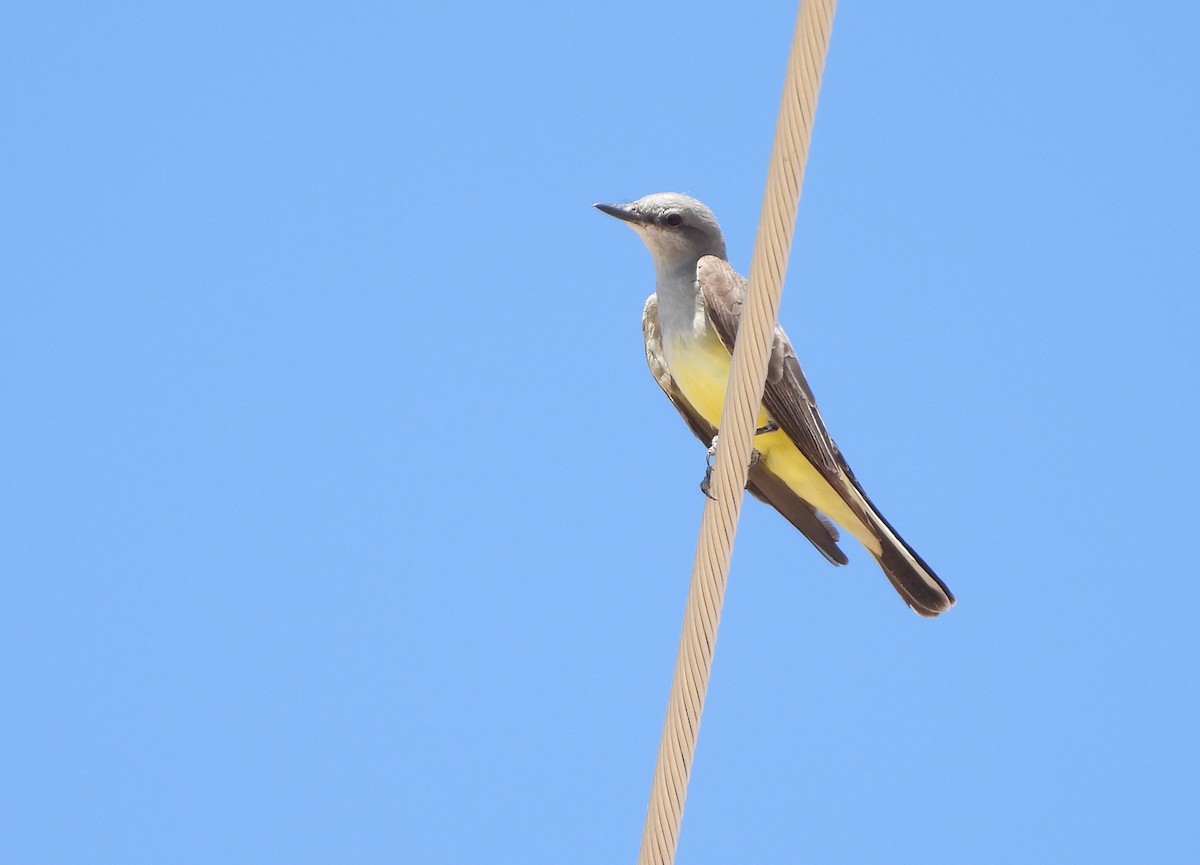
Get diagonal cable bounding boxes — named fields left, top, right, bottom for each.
left=636, top=2, right=838, bottom=862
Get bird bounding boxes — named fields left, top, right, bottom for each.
left=596, top=192, right=954, bottom=617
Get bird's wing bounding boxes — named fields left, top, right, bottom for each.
left=695, top=256, right=841, bottom=479
left=642, top=294, right=718, bottom=445
left=641, top=293, right=847, bottom=565
left=695, top=258, right=955, bottom=616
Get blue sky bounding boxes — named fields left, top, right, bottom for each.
left=4, top=1, right=1199, bottom=862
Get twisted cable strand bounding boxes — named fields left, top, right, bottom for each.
left=635, top=2, right=837, bottom=862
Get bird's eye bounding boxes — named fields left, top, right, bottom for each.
left=664, top=212, right=683, bottom=227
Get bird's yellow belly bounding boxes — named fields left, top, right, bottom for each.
left=665, top=331, right=877, bottom=551
left=666, top=332, right=770, bottom=429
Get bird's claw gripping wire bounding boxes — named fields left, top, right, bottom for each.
left=700, top=435, right=720, bottom=499
left=699, top=433, right=765, bottom=499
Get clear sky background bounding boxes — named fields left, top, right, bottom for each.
left=4, top=2, right=1199, bottom=863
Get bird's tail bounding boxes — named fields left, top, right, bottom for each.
left=844, top=471, right=955, bottom=617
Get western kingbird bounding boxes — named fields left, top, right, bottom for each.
left=596, top=192, right=954, bottom=617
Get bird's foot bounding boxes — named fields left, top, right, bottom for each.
left=699, top=436, right=761, bottom=496
left=699, top=435, right=719, bottom=499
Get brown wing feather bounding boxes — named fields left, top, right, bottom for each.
left=695, top=257, right=841, bottom=478
left=641, top=294, right=848, bottom=565
left=642, top=294, right=716, bottom=444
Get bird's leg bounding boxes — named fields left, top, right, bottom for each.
left=747, top=420, right=773, bottom=480
left=699, top=434, right=719, bottom=499
left=700, top=435, right=763, bottom=496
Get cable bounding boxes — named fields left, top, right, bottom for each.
left=635, top=2, right=838, bottom=862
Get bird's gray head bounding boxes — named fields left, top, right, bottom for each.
left=594, top=193, right=727, bottom=269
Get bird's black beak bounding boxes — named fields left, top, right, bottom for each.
left=594, top=202, right=647, bottom=225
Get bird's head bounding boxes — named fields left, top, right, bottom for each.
left=595, top=192, right=727, bottom=268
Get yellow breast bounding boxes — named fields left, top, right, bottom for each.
left=666, top=331, right=732, bottom=426
left=664, top=328, right=874, bottom=547
left=665, top=330, right=773, bottom=432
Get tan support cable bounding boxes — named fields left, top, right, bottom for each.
left=635, top=2, right=838, bottom=863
